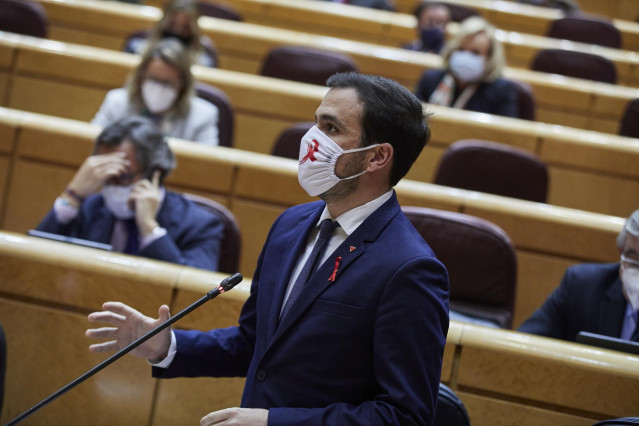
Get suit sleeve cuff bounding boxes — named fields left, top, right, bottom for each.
left=148, top=330, right=177, bottom=368
left=53, top=197, right=80, bottom=224
left=140, top=226, right=167, bottom=250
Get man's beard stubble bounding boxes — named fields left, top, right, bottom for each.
left=318, top=151, right=366, bottom=204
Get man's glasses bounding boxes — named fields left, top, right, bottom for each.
left=621, top=254, right=639, bottom=269
left=107, top=172, right=140, bottom=186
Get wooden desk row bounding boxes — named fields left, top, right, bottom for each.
left=1, top=32, right=638, bottom=218
left=38, top=0, right=639, bottom=135
left=0, top=231, right=637, bottom=425
left=564, top=0, right=639, bottom=21
left=0, top=107, right=626, bottom=328
left=209, top=0, right=639, bottom=87
left=40, top=0, right=639, bottom=134
left=391, top=0, right=639, bottom=51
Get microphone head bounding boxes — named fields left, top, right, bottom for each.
left=220, top=273, right=243, bottom=292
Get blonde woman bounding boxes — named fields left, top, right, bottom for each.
left=93, top=38, right=219, bottom=145
left=124, top=0, right=216, bottom=68
left=414, top=16, right=518, bottom=118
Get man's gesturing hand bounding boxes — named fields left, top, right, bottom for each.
left=86, top=302, right=171, bottom=362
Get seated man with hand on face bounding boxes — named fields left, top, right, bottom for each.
left=37, top=116, right=224, bottom=271
left=519, top=209, right=639, bottom=342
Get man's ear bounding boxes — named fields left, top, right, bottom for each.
left=366, top=143, right=393, bottom=172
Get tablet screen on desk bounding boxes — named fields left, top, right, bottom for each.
left=576, top=331, right=639, bottom=356
left=27, top=230, right=113, bottom=252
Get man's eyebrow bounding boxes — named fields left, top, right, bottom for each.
left=317, top=113, right=343, bottom=128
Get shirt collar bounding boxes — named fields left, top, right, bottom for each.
left=316, top=189, right=394, bottom=236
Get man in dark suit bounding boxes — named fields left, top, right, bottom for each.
left=519, top=210, right=639, bottom=342
left=86, top=73, right=449, bottom=425
left=402, top=2, right=450, bottom=54
left=37, top=116, right=224, bottom=271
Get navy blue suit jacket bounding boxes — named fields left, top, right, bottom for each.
left=414, top=69, right=519, bottom=118
left=518, top=263, right=627, bottom=342
left=37, top=191, right=224, bottom=271
left=154, top=193, right=450, bottom=425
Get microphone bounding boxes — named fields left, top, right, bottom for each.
left=5, top=272, right=243, bottom=426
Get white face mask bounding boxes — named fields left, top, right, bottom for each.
left=449, top=50, right=486, bottom=83
left=141, top=79, right=178, bottom=114
left=297, top=126, right=379, bottom=197
left=621, top=261, right=639, bottom=312
left=102, top=184, right=135, bottom=220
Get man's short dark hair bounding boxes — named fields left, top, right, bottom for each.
left=94, top=116, right=176, bottom=183
left=326, top=72, right=431, bottom=186
left=413, top=1, right=449, bottom=20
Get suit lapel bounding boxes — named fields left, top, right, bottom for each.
left=265, top=206, right=324, bottom=342
left=268, top=194, right=400, bottom=349
left=598, top=275, right=626, bottom=337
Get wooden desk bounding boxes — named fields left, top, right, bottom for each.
left=212, top=0, right=639, bottom=86
left=33, top=0, right=639, bottom=133
left=1, top=232, right=636, bottom=425
left=571, top=0, right=639, bottom=21
left=391, top=0, right=639, bottom=52
left=3, top=33, right=639, bottom=219
left=0, top=107, right=626, bottom=327
left=0, top=231, right=247, bottom=426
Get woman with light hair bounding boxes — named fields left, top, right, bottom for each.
left=93, top=38, right=219, bottom=145
left=414, top=16, right=518, bottom=118
left=124, top=0, right=217, bottom=68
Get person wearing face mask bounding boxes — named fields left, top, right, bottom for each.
left=85, top=73, right=449, bottom=426
left=123, top=0, right=217, bottom=68
left=518, top=209, right=639, bottom=343
left=414, top=16, right=519, bottom=118
left=402, top=2, right=450, bottom=54
left=93, top=38, right=219, bottom=146
left=36, top=116, right=225, bottom=272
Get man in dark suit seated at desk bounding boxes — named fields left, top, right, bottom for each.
left=37, top=116, right=224, bottom=271
left=519, top=209, right=639, bottom=342
left=86, top=73, right=449, bottom=425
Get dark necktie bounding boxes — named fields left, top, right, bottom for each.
left=124, top=219, right=139, bottom=255
left=280, top=219, right=338, bottom=320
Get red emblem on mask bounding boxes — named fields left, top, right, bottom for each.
left=299, top=139, right=319, bottom=165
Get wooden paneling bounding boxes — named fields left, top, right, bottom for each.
left=9, top=75, right=107, bottom=121
left=458, top=392, right=595, bottom=426
left=0, top=300, right=157, bottom=426
left=4, top=160, right=76, bottom=233
left=513, top=251, right=578, bottom=329
left=230, top=199, right=287, bottom=277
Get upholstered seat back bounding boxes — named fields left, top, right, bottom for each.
left=434, top=139, right=548, bottom=203
left=182, top=193, right=241, bottom=274
left=532, top=49, right=617, bottom=84
left=402, top=207, right=517, bottom=328
left=260, top=46, right=358, bottom=86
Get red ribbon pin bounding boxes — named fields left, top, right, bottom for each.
left=328, top=256, right=342, bottom=282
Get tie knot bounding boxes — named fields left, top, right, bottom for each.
left=318, top=219, right=338, bottom=239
